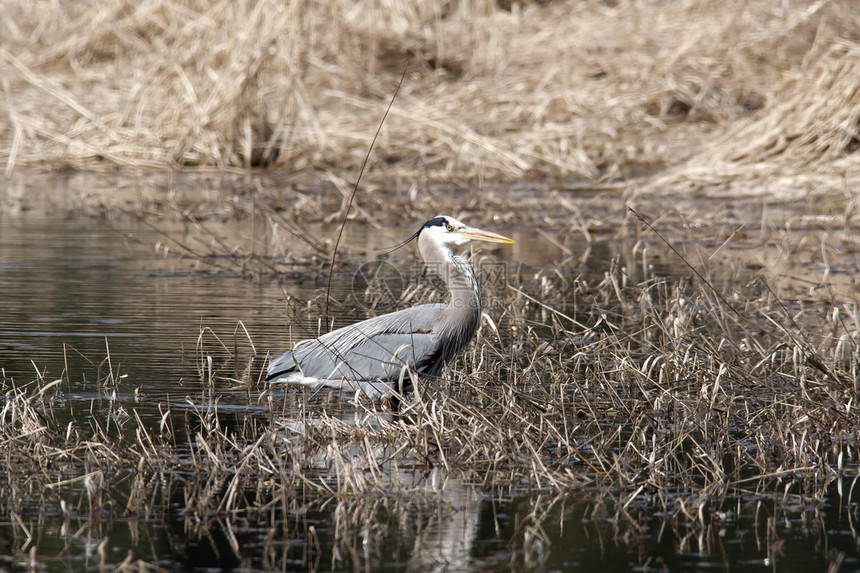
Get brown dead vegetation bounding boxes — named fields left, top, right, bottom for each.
left=3, top=211, right=860, bottom=568
left=2, top=0, right=860, bottom=198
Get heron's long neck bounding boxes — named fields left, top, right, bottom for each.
left=444, top=253, right=481, bottom=316
left=418, top=237, right=481, bottom=342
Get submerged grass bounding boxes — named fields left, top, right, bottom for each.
left=2, top=205, right=860, bottom=568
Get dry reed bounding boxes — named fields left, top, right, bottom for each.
left=3, top=205, right=859, bottom=568
left=2, top=0, right=859, bottom=199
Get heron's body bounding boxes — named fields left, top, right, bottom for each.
left=266, top=216, right=513, bottom=400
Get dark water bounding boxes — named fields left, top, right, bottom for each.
left=1, top=215, right=859, bottom=571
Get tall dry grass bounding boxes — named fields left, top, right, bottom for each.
left=2, top=0, right=859, bottom=196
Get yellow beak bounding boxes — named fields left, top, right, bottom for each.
left=459, top=226, right=515, bottom=244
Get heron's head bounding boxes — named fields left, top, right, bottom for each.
left=380, top=215, right=514, bottom=255
left=419, top=215, right=515, bottom=248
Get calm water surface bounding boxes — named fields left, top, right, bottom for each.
left=1, top=215, right=858, bottom=572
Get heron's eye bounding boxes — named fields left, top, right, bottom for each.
left=445, top=224, right=453, bottom=232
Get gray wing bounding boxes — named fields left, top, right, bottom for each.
left=266, top=303, right=446, bottom=384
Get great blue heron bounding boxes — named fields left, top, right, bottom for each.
left=266, top=215, right=514, bottom=400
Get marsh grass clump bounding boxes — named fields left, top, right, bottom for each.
left=647, top=39, right=860, bottom=198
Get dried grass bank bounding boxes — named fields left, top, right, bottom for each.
left=2, top=0, right=859, bottom=198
